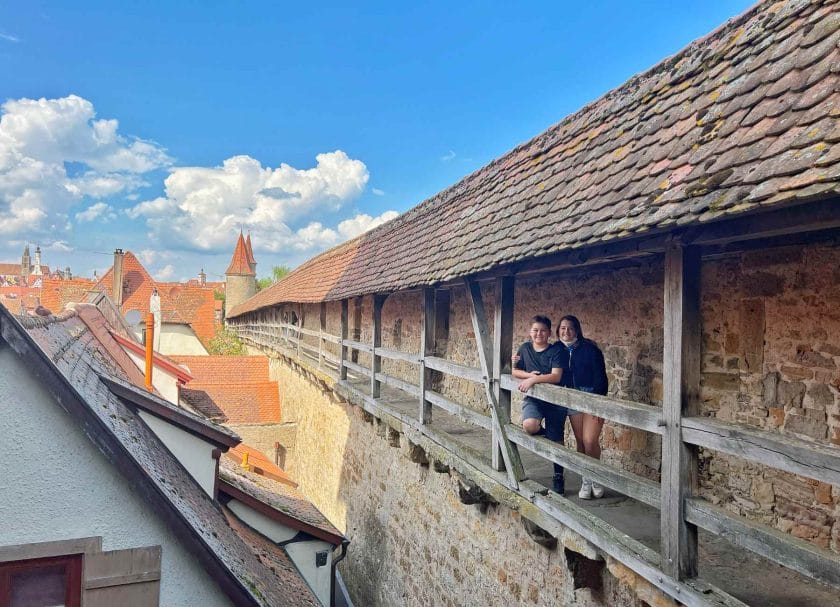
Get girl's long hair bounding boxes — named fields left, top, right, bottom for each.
left=556, top=314, right=584, bottom=340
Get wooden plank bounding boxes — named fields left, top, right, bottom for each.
left=425, top=389, right=492, bottom=430
left=320, top=332, right=342, bottom=345
left=343, top=359, right=372, bottom=378
left=375, top=371, right=421, bottom=398
left=352, top=296, right=363, bottom=363
left=342, top=338, right=374, bottom=354
left=84, top=546, right=161, bottom=607
left=371, top=294, right=386, bottom=397
left=465, top=277, right=525, bottom=486
left=340, top=299, right=349, bottom=380
left=319, top=301, right=327, bottom=369
left=501, top=375, right=664, bottom=434
left=492, top=275, right=514, bottom=471
left=420, top=288, right=435, bottom=424
left=661, top=243, right=700, bottom=580
left=424, top=356, right=485, bottom=384
left=376, top=346, right=420, bottom=364
left=507, top=424, right=661, bottom=507
left=685, top=498, right=840, bottom=589
left=681, top=417, right=840, bottom=487
left=0, top=537, right=102, bottom=562
left=532, top=493, right=747, bottom=607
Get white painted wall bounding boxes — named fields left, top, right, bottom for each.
left=124, top=348, right=180, bottom=404
left=227, top=499, right=333, bottom=605
left=159, top=324, right=208, bottom=356
left=0, top=344, right=233, bottom=607
left=138, top=411, right=217, bottom=497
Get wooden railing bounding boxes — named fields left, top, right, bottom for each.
left=229, top=245, right=840, bottom=605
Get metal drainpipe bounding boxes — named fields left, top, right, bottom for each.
left=331, top=539, right=350, bottom=607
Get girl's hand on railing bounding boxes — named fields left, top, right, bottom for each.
left=512, top=353, right=521, bottom=365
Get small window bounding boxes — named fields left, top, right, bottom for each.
left=0, top=555, right=82, bottom=607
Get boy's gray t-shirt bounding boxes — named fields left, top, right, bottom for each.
left=514, top=342, right=566, bottom=379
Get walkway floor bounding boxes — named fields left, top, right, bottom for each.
left=346, top=376, right=838, bottom=607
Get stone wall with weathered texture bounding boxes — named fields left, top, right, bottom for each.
left=247, top=347, right=650, bottom=607
left=259, top=240, right=840, bottom=554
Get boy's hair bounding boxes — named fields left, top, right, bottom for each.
left=530, top=315, right=552, bottom=331
left=557, top=314, right=584, bottom=339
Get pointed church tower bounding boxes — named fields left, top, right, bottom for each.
left=225, top=232, right=256, bottom=319
left=32, top=245, right=43, bottom=276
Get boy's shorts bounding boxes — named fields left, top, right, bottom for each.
left=522, top=396, right=569, bottom=421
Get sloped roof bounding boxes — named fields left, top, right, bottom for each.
left=220, top=458, right=344, bottom=545
left=227, top=233, right=255, bottom=276
left=0, top=305, right=317, bottom=606
left=227, top=443, right=297, bottom=487
left=230, top=0, right=840, bottom=316
left=246, top=233, right=257, bottom=267
left=39, top=277, right=97, bottom=313
left=172, top=355, right=281, bottom=423
left=0, top=263, right=20, bottom=275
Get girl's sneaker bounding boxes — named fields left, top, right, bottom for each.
left=578, top=479, right=593, bottom=499
left=591, top=482, right=605, bottom=498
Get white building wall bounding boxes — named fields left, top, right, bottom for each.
left=0, top=345, right=233, bottom=607
left=159, top=324, right=208, bottom=356
left=138, top=411, right=217, bottom=497
left=124, top=349, right=180, bottom=404
left=227, top=499, right=333, bottom=605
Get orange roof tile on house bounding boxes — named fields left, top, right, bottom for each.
left=171, top=354, right=280, bottom=423
left=227, top=443, right=296, bottom=487
left=87, top=252, right=219, bottom=346
left=184, top=381, right=280, bottom=424
left=170, top=355, right=270, bottom=383
left=226, top=233, right=255, bottom=276
left=0, top=263, right=21, bottom=275
left=39, top=277, right=97, bottom=313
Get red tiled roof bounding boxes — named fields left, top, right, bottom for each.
left=170, top=355, right=270, bottom=383
left=0, top=263, right=20, bottom=275
left=230, top=0, right=840, bottom=316
left=226, top=233, right=255, bottom=276
left=185, top=381, right=280, bottom=424
left=227, top=443, right=296, bottom=486
left=39, top=277, right=97, bottom=313
left=245, top=233, right=256, bottom=266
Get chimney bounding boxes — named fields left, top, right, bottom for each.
left=113, top=249, right=125, bottom=308
left=199, top=268, right=206, bottom=286
left=65, top=266, right=72, bottom=280
left=145, top=313, right=154, bottom=390
left=150, top=287, right=162, bottom=351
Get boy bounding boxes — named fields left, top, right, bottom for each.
left=512, top=315, right=568, bottom=494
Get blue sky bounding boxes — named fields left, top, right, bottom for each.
left=0, top=1, right=755, bottom=282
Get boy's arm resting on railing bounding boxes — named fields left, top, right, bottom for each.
left=516, top=368, right=563, bottom=392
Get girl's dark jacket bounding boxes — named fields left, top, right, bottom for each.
left=559, top=339, right=608, bottom=396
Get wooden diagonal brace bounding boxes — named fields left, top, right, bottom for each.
left=465, top=278, right=525, bottom=487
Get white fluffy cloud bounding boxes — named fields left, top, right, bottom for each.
left=154, top=264, right=176, bottom=280
left=0, top=95, right=170, bottom=235
left=128, top=150, right=393, bottom=253
left=75, top=202, right=116, bottom=222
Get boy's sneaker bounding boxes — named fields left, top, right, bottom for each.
left=552, top=473, right=565, bottom=495
left=578, top=479, right=593, bottom=500
left=591, top=482, right=605, bottom=499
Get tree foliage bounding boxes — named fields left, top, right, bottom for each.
left=256, top=265, right=291, bottom=291
left=208, top=327, right=244, bottom=355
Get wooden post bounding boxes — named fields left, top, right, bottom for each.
left=340, top=299, right=349, bottom=380
left=419, top=288, right=435, bottom=424
left=352, top=297, right=362, bottom=363
left=465, top=278, right=525, bottom=487
left=661, top=242, right=701, bottom=580
left=492, top=276, right=515, bottom=471
left=319, top=301, right=327, bottom=369
left=297, top=304, right=305, bottom=360
left=371, top=294, right=386, bottom=398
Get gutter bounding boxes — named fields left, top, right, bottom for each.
left=331, top=539, right=350, bottom=607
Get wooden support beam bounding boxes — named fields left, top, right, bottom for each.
left=352, top=297, right=362, bottom=363
left=296, top=304, right=305, bottom=360
left=371, top=294, right=386, bottom=398
left=433, top=288, right=450, bottom=392
left=661, top=243, right=701, bottom=580
left=465, top=278, right=525, bottom=487
left=419, top=287, right=434, bottom=424
left=319, top=302, right=327, bottom=369
left=340, top=299, right=349, bottom=380
left=492, top=276, right=514, bottom=471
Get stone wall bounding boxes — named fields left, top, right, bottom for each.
left=247, top=347, right=649, bottom=607
left=257, top=239, right=840, bottom=554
